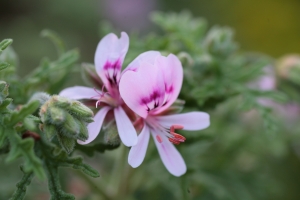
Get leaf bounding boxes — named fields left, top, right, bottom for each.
left=0, top=39, right=13, bottom=53
left=0, top=62, right=10, bottom=71
left=4, top=100, right=40, bottom=126
left=44, top=163, right=75, bottom=200
left=41, top=29, right=66, bottom=56
left=5, top=129, right=46, bottom=179
left=0, top=98, right=13, bottom=110
left=36, top=137, right=99, bottom=200
left=9, top=166, right=34, bottom=200
left=0, top=127, right=6, bottom=147
left=58, top=154, right=100, bottom=178
left=76, top=142, right=120, bottom=157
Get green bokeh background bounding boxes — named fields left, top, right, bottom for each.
left=1, top=0, right=299, bottom=75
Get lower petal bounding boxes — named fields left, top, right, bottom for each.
left=78, top=106, right=111, bottom=144
left=156, top=112, right=210, bottom=131
left=59, top=86, right=101, bottom=100
left=114, top=106, right=138, bottom=147
left=128, top=124, right=150, bottom=168
left=152, top=131, right=186, bottom=177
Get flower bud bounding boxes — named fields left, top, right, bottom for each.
left=61, top=112, right=80, bottom=137
left=57, top=133, right=76, bottom=154
left=48, top=107, right=66, bottom=125
left=39, top=94, right=94, bottom=153
left=67, top=101, right=94, bottom=122
left=42, top=124, right=57, bottom=141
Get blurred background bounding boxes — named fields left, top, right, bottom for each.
left=1, top=0, right=300, bottom=76
left=1, top=0, right=300, bottom=200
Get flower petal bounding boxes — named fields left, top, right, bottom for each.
left=123, top=51, right=161, bottom=73
left=114, top=106, right=138, bottom=146
left=59, top=86, right=101, bottom=100
left=156, top=112, right=210, bottom=131
left=128, top=124, right=150, bottom=168
left=153, top=54, right=183, bottom=114
left=152, top=131, right=186, bottom=177
left=78, top=106, right=111, bottom=145
left=94, top=32, right=129, bottom=89
left=119, top=61, right=165, bottom=118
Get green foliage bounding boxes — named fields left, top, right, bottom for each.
left=37, top=136, right=99, bottom=200
left=76, top=142, right=120, bottom=157
left=9, top=166, right=34, bottom=200
left=1, top=10, right=300, bottom=200
left=0, top=35, right=99, bottom=200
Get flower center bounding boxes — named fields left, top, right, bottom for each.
left=146, top=116, right=186, bottom=145
left=91, top=87, right=120, bottom=108
left=167, top=124, right=186, bottom=145
left=155, top=124, right=186, bottom=145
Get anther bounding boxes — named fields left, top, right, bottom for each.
left=168, top=124, right=185, bottom=145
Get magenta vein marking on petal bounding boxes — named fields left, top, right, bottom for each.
left=166, top=85, right=173, bottom=93
left=140, top=90, right=164, bottom=111
left=103, top=60, right=122, bottom=86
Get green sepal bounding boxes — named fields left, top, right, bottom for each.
left=48, top=106, right=67, bottom=125
left=61, top=112, right=80, bottom=137
left=51, top=95, right=71, bottom=108
left=56, top=134, right=75, bottom=154
left=67, top=101, right=94, bottom=121
left=76, top=120, right=89, bottom=142
left=43, top=124, right=57, bottom=141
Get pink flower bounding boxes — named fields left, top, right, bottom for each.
left=60, top=32, right=138, bottom=147
left=119, top=53, right=210, bottom=176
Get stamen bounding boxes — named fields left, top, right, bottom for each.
left=168, top=124, right=186, bottom=145
left=156, top=135, right=163, bottom=143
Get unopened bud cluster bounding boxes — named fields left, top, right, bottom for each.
left=39, top=95, right=94, bottom=153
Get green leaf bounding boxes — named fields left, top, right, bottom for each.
left=0, top=98, right=13, bottom=110
left=58, top=155, right=100, bottom=178
left=0, top=39, right=13, bottom=53
left=41, top=29, right=66, bottom=56
left=0, top=62, right=10, bottom=71
left=4, top=100, right=40, bottom=126
left=9, top=166, right=34, bottom=200
left=5, top=130, right=46, bottom=179
left=44, top=162, right=75, bottom=200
